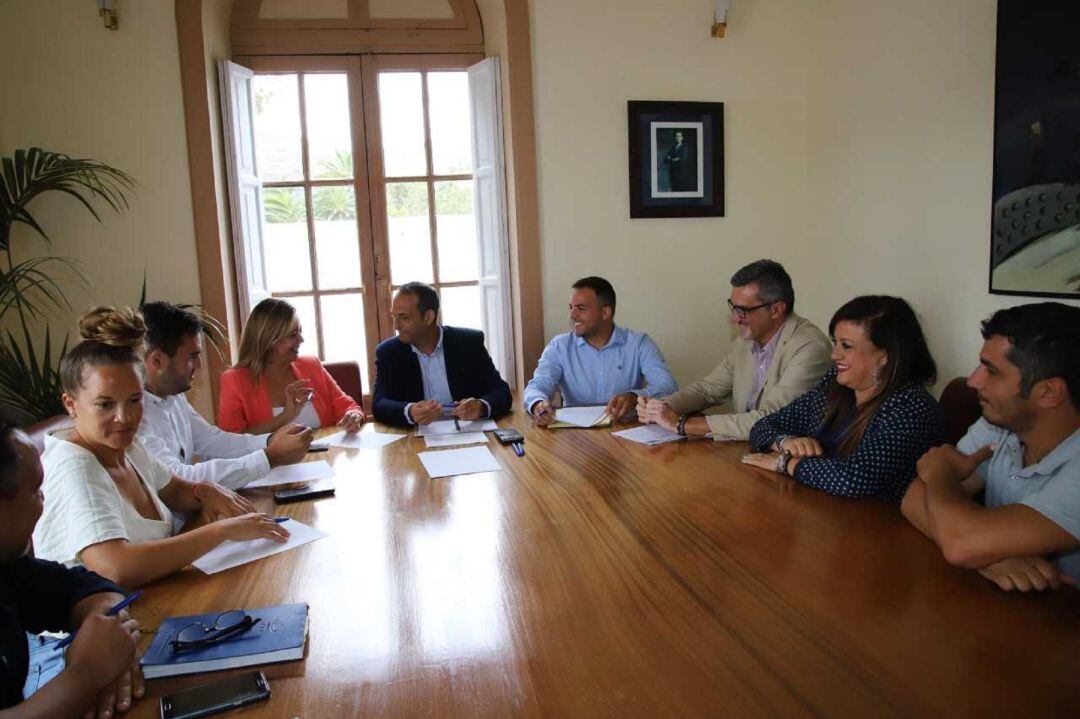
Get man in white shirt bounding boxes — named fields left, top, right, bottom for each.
left=137, top=302, right=311, bottom=490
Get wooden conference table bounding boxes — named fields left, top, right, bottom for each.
left=129, top=409, right=1080, bottom=718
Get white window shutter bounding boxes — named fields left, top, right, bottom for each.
left=467, top=57, right=515, bottom=388
left=218, top=59, right=270, bottom=320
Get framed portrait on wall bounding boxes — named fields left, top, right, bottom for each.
left=628, top=101, right=724, bottom=218
left=989, top=0, right=1080, bottom=298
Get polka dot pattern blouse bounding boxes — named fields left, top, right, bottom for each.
left=749, top=370, right=946, bottom=501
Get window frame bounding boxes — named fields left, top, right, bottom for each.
left=235, top=53, right=484, bottom=402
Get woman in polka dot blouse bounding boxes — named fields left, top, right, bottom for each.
left=743, top=295, right=945, bottom=501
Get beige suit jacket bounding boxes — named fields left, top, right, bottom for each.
left=662, top=314, right=832, bottom=441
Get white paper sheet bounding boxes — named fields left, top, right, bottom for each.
left=554, top=406, right=610, bottom=427
left=424, top=432, right=488, bottom=448
left=612, top=424, right=684, bottom=446
left=415, top=419, right=498, bottom=436
left=417, top=446, right=503, bottom=478
left=320, top=430, right=406, bottom=450
left=243, top=460, right=334, bottom=489
left=192, top=519, right=326, bottom=574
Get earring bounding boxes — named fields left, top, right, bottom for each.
left=872, top=365, right=885, bottom=386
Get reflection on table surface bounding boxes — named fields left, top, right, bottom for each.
left=128, top=409, right=1080, bottom=718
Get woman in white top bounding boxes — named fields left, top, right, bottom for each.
left=32, top=307, right=289, bottom=589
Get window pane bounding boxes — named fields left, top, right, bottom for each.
left=434, top=181, right=477, bottom=282
left=428, top=72, right=472, bottom=176
left=320, top=293, right=371, bottom=394
left=283, top=295, right=319, bottom=358
left=386, top=182, right=433, bottom=284
left=262, top=187, right=312, bottom=292
left=312, top=185, right=362, bottom=290
left=440, top=285, right=482, bottom=330
left=304, top=74, right=353, bottom=180
left=378, top=72, right=426, bottom=177
left=253, top=74, right=303, bottom=182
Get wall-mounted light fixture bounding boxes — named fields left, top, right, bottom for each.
left=97, top=0, right=119, bottom=30
left=712, top=0, right=730, bottom=38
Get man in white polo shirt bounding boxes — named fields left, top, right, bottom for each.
left=137, top=301, right=311, bottom=489
left=902, top=303, right=1080, bottom=591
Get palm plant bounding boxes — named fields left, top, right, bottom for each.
left=0, top=147, right=134, bottom=424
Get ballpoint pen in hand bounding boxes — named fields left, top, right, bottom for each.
left=54, top=590, right=143, bottom=651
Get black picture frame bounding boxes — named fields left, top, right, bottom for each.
left=988, top=0, right=1080, bottom=299
left=628, top=100, right=725, bottom=218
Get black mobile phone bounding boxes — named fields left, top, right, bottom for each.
left=274, top=479, right=335, bottom=504
left=159, top=670, right=270, bottom=719
left=493, top=428, right=524, bottom=445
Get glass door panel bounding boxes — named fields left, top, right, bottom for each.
left=253, top=68, right=375, bottom=393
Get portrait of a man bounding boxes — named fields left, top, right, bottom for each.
left=651, top=123, right=702, bottom=198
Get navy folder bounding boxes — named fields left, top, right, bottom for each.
left=140, top=603, right=309, bottom=679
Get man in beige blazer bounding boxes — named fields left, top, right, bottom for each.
left=638, top=260, right=832, bottom=441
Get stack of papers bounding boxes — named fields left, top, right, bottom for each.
left=244, top=460, right=333, bottom=489
left=418, top=446, right=502, bottom=478
left=612, top=424, right=684, bottom=446
left=321, top=430, right=406, bottom=449
left=424, top=432, right=488, bottom=448
left=550, top=406, right=612, bottom=428
left=416, top=419, right=498, bottom=436
left=192, top=519, right=326, bottom=574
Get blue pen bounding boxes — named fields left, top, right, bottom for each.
left=54, top=590, right=143, bottom=651
left=274, top=516, right=291, bottom=523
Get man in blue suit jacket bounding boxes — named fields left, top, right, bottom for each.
left=373, top=282, right=512, bottom=427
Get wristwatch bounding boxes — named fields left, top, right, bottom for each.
left=775, top=450, right=793, bottom=476
left=676, top=414, right=688, bottom=437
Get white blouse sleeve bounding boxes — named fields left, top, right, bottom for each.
left=33, top=441, right=130, bottom=567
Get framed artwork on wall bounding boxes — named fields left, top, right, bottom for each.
left=989, top=0, right=1080, bottom=298
left=628, top=100, right=724, bottom=218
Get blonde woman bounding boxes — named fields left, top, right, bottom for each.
left=32, top=307, right=289, bottom=589
left=217, top=298, right=365, bottom=434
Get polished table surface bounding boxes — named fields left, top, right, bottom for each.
left=129, top=410, right=1080, bottom=718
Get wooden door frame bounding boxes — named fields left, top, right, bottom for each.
left=175, top=0, right=542, bottom=417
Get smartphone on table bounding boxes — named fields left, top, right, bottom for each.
left=274, top=479, right=335, bottom=504
left=493, top=429, right=524, bottom=445
left=159, top=670, right=270, bottom=719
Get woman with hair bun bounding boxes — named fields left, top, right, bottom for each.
left=32, top=307, right=290, bottom=589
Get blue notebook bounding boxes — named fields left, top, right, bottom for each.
left=140, top=603, right=309, bottom=679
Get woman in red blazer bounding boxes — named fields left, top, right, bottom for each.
left=218, top=298, right=365, bottom=434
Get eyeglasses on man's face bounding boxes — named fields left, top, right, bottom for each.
left=170, top=610, right=260, bottom=653
left=727, top=299, right=776, bottom=319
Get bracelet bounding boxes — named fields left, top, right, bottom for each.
left=775, top=450, right=793, bottom=476
left=776, top=435, right=790, bottom=452
left=676, top=415, right=688, bottom=437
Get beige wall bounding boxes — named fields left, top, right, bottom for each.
left=530, top=0, right=814, bottom=386
left=802, top=0, right=1077, bottom=386
left=0, top=0, right=201, bottom=317
left=0, top=0, right=213, bottom=412
left=530, top=0, right=1078, bottom=392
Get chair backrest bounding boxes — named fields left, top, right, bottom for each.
left=325, top=360, right=365, bottom=409
left=26, top=415, right=74, bottom=455
left=939, top=377, right=981, bottom=445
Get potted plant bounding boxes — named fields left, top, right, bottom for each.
left=0, top=147, right=134, bottom=424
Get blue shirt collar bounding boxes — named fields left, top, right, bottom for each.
left=1012, top=426, right=1080, bottom=476
left=573, top=325, right=627, bottom=350
left=410, top=326, right=444, bottom=359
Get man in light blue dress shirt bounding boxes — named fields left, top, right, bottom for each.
left=902, top=303, right=1080, bottom=591
left=524, top=276, right=677, bottom=427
